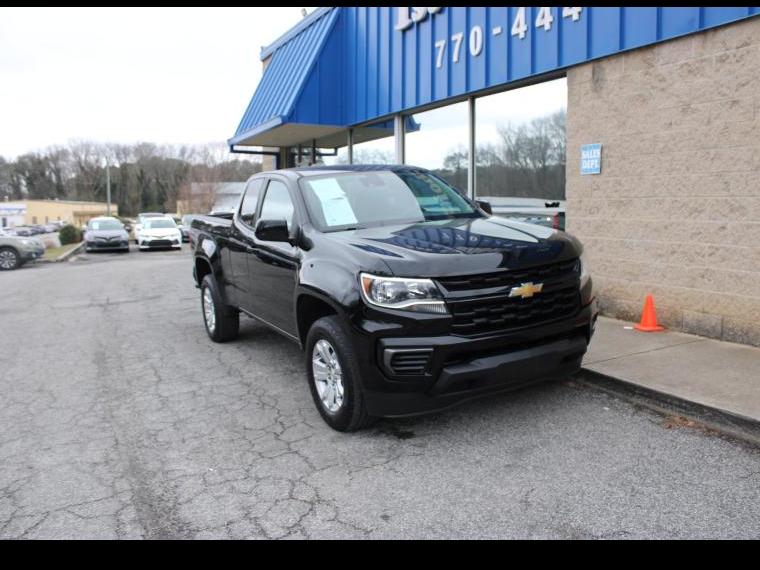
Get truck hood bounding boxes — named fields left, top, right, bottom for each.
left=325, top=217, right=582, bottom=277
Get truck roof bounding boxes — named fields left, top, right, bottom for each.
left=282, top=164, right=426, bottom=180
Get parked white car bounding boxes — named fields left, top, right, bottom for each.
left=133, top=212, right=165, bottom=244
left=136, top=217, right=183, bottom=251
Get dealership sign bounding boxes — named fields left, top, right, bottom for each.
left=345, top=7, right=760, bottom=127
left=394, top=7, right=586, bottom=69
left=395, top=7, right=444, bottom=31
left=581, top=144, right=602, bottom=176
left=0, top=205, right=26, bottom=216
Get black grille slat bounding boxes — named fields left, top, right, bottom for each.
left=388, top=351, right=433, bottom=376
left=448, top=287, right=580, bottom=335
left=437, top=260, right=580, bottom=293
left=441, top=258, right=582, bottom=337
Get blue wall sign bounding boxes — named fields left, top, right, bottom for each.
left=581, top=144, right=602, bottom=176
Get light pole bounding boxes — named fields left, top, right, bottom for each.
left=106, top=160, right=111, bottom=216
left=103, top=156, right=113, bottom=216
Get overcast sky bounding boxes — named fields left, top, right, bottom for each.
left=0, top=7, right=565, bottom=165
left=0, top=7, right=314, bottom=158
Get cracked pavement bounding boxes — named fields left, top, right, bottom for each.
left=1, top=248, right=759, bottom=539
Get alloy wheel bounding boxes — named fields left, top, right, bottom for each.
left=0, top=250, right=18, bottom=270
left=312, top=339, right=345, bottom=413
left=202, top=287, right=216, bottom=334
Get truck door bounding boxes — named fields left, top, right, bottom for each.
left=246, top=178, right=299, bottom=337
left=227, top=178, right=263, bottom=310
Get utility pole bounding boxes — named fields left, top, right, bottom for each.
left=105, top=159, right=112, bottom=216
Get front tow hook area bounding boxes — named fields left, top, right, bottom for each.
left=431, top=335, right=589, bottom=396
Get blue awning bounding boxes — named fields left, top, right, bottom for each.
left=229, top=7, right=345, bottom=148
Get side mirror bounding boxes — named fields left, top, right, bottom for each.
left=476, top=200, right=493, bottom=215
left=256, top=219, right=291, bottom=243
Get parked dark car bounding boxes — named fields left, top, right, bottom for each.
left=174, top=217, right=190, bottom=243
left=191, top=166, right=597, bottom=432
left=84, top=217, right=130, bottom=253
left=181, top=214, right=200, bottom=246
left=484, top=197, right=566, bottom=231
left=11, top=227, right=34, bottom=237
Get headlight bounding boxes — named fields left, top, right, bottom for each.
left=359, top=273, right=448, bottom=314
left=20, top=239, right=33, bottom=246
left=580, top=253, right=591, bottom=287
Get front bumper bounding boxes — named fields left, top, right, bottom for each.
left=352, top=299, right=598, bottom=418
left=87, top=241, right=129, bottom=251
left=139, top=238, right=182, bottom=249
left=20, top=247, right=45, bottom=261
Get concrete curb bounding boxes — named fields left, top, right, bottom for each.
left=577, top=368, right=760, bottom=448
left=41, top=242, right=85, bottom=263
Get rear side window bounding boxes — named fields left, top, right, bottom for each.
left=239, top=179, right=264, bottom=228
left=259, top=180, right=295, bottom=232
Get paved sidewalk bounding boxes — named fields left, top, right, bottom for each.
left=583, top=317, right=760, bottom=426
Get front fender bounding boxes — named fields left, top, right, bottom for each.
left=298, top=259, right=362, bottom=312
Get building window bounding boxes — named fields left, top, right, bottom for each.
left=475, top=78, right=567, bottom=201
left=405, top=101, right=469, bottom=192
left=328, top=119, right=396, bottom=166
left=32, top=216, right=37, bottom=224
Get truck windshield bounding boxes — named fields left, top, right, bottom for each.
left=300, top=170, right=479, bottom=232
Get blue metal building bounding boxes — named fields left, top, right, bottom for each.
left=230, top=6, right=759, bottom=169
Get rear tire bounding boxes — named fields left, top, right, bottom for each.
left=305, top=316, right=375, bottom=432
left=201, top=274, right=239, bottom=343
left=0, top=247, right=20, bottom=271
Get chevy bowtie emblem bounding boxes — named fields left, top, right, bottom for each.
left=509, top=282, right=544, bottom=299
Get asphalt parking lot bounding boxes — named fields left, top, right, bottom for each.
left=1, top=248, right=760, bottom=539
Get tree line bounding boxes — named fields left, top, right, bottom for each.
left=0, top=142, right=262, bottom=216
left=0, top=109, right=566, bottom=215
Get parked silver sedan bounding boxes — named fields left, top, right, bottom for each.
left=0, top=230, right=45, bottom=270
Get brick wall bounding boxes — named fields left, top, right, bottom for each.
left=566, top=17, right=760, bottom=346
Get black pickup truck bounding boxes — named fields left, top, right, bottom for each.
left=192, top=165, right=597, bottom=432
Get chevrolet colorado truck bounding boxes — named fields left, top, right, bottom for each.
left=191, top=166, right=597, bottom=432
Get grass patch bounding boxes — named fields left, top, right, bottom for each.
left=42, top=242, right=82, bottom=261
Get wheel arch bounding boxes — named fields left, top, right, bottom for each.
left=296, top=289, right=346, bottom=348
left=194, top=255, right=213, bottom=287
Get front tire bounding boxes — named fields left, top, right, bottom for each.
left=200, top=274, right=239, bottom=343
left=0, top=247, right=20, bottom=271
left=305, top=316, right=374, bottom=432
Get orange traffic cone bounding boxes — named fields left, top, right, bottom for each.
left=635, top=295, right=665, bottom=332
